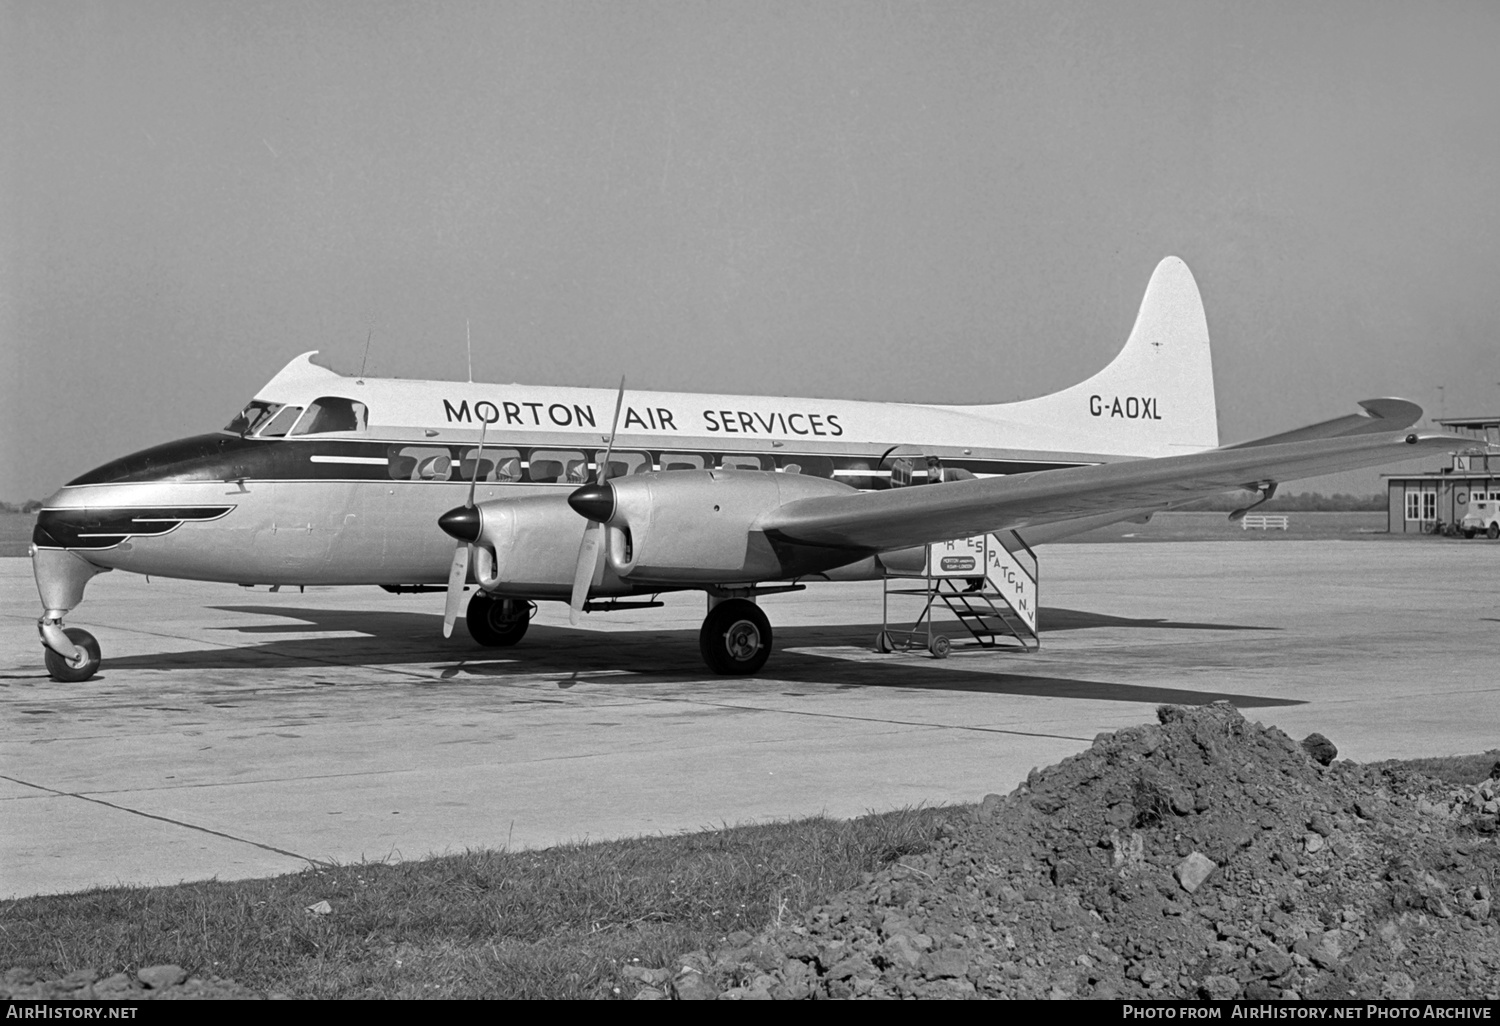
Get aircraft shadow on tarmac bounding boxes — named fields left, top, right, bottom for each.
left=1040, top=607, right=1278, bottom=633
left=92, top=603, right=1301, bottom=710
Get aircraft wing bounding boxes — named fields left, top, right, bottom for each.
left=760, top=412, right=1458, bottom=553
left=1216, top=398, right=1424, bottom=450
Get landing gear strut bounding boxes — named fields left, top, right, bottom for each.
left=34, top=547, right=109, bottom=683
left=699, top=598, right=772, bottom=676
left=466, top=593, right=532, bottom=647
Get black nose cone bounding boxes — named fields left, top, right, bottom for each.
left=568, top=482, right=615, bottom=523
left=439, top=505, right=482, bottom=542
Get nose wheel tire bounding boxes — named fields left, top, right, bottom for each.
left=699, top=599, right=772, bottom=676
left=44, top=628, right=102, bottom=682
left=466, top=594, right=532, bottom=647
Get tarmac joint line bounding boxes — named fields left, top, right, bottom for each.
left=0, top=772, right=322, bottom=868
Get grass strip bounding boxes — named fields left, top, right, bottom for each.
left=0, top=806, right=953, bottom=999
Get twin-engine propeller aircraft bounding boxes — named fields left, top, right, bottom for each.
left=31, top=257, right=1458, bottom=681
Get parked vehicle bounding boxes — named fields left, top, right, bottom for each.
left=1460, top=489, right=1500, bottom=539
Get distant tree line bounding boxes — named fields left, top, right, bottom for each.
left=0, top=500, right=43, bottom=513
left=1178, top=491, right=1385, bottom=512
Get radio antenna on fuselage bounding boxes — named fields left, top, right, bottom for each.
left=358, top=327, right=373, bottom=382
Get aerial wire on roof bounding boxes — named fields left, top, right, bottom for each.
left=358, top=327, right=373, bottom=382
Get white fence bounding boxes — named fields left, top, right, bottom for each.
left=1240, top=514, right=1289, bottom=531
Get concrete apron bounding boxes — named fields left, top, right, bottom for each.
left=2, top=539, right=1496, bottom=899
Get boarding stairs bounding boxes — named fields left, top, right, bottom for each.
left=879, top=531, right=1039, bottom=657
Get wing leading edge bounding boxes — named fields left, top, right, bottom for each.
left=759, top=404, right=1458, bottom=553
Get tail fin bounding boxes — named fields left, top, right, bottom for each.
left=993, top=256, right=1219, bottom=457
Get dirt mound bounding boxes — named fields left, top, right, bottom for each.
left=0, top=964, right=284, bottom=1000
left=632, top=703, right=1500, bottom=999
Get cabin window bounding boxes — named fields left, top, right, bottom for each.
left=389, top=446, right=454, bottom=481
left=660, top=453, right=707, bottom=472
left=256, top=405, right=304, bottom=438
left=719, top=454, right=773, bottom=471
left=598, top=451, right=651, bottom=478
left=459, top=447, right=522, bottom=483
left=527, top=449, right=585, bottom=484
left=777, top=454, right=834, bottom=478
left=290, top=396, right=368, bottom=435
left=887, top=456, right=916, bottom=487
left=832, top=460, right=879, bottom=488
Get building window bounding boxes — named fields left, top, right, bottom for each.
left=1405, top=490, right=1422, bottom=521
left=1422, top=492, right=1437, bottom=520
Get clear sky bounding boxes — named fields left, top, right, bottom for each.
left=4, top=0, right=1498, bottom=500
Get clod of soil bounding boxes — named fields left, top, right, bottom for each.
left=0, top=964, right=283, bottom=1001
left=631, top=703, right=1500, bottom=1000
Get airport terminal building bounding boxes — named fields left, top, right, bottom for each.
left=1384, top=416, right=1500, bottom=535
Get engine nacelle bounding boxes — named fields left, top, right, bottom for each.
left=599, top=470, right=862, bottom=584
left=474, top=494, right=629, bottom=599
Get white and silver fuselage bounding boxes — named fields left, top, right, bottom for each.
left=34, top=350, right=1196, bottom=591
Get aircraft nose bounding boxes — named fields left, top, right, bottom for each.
left=567, top=482, right=615, bottom=523
left=438, top=505, right=482, bottom=542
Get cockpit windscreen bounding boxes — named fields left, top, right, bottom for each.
left=224, top=401, right=283, bottom=436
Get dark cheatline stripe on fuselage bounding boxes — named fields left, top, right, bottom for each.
left=65, top=432, right=1086, bottom=488
left=33, top=506, right=235, bottom=549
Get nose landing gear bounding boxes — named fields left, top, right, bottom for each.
left=33, top=547, right=109, bottom=682
left=40, top=623, right=101, bottom=682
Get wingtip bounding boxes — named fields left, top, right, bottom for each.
left=1355, top=398, right=1423, bottom=429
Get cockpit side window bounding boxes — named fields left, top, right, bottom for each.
left=256, top=405, right=304, bottom=438
left=290, top=396, right=368, bottom=435
left=224, top=401, right=282, bottom=436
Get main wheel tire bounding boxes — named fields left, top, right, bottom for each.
left=44, top=627, right=102, bottom=682
left=699, top=599, right=772, bottom=675
left=1489, top=523, right=1499, bottom=541
left=466, top=595, right=531, bottom=647
left=875, top=631, right=893, bottom=653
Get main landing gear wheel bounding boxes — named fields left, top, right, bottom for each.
left=699, top=599, right=772, bottom=676
left=44, top=627, right=101, bottom=683
left=466, top=594, right=531, bottom=647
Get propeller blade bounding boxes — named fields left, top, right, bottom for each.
left=569, top=521, right=605, bottom=625
left=570, top=377, right=625, bottom=625
left=442, top=540, right=470, bottom=638
left=597, top=376, right=625, bottom=483
left=466, top=420, right=490, bottom=508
